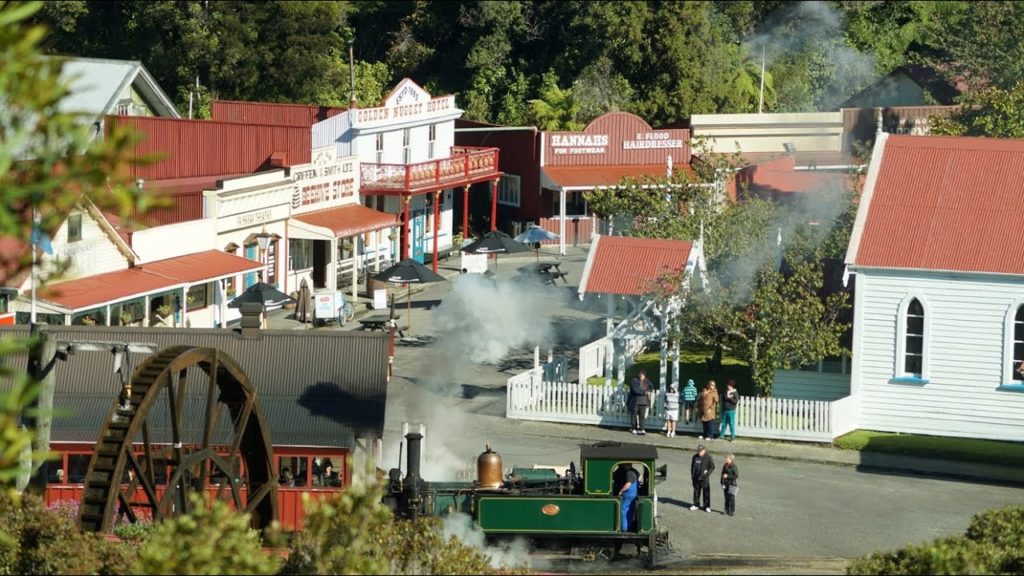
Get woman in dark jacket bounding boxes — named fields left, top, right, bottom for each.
left=721, top=454, right=739, bottom=516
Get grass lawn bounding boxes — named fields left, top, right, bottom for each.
left=834, top=429, right=1024, bottom=468
left=585, top=345, right=755, bottom=396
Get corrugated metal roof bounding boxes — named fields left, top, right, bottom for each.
left=142, top=250, right=264, bottom=283
left=0, top=325, right=389, bottom=448
left=292, top=204, right=397, bottom=237
left=579, top=235, right=693, bottom=296
left=542, top=164, right=693, bottom=189
left=851, top=134, right=1024, bottom=275
left=212, top=100, right=346, bottom=127
left=38, top=251, right=262, bottom=311
left=58, top=58, right=138, bottom=118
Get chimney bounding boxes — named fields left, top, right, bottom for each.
left=348, top=41, right=358, bottom=109
left=238, top=302, right=263, bottom=338
left=875, top=107, right=884, bottom=134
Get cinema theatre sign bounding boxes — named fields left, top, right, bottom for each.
left=551, top=133, right=609, bottom=155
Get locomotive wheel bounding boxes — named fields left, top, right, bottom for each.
left=79, top=346, right=277, bottom=533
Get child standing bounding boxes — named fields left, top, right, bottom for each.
left=663, top=383, right=680, bottom=437
left=682, top=379, right=698, bottom=425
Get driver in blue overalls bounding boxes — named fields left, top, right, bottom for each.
left=615, top=463, right=640, bottom=532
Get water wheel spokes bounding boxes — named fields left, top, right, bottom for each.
left=80, top=346, right=277, bottom=533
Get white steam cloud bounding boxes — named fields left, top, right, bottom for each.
left=442, top=512, right=533, bottom=570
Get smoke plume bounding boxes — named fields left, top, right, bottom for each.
left=442, top=512, right=534, bottom=570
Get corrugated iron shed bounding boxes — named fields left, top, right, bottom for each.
left=212, top=100, right=346, bottom=127
left=579, top=235, right=694, bottom=296
left=0, top=325, right=389, bottom=448
left=848, top=134, right=1024, bottom=276
left=109, top=116, right=311, bottom=180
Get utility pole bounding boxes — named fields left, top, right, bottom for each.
left=21, top=324, right=57, bottom=494
left=758, top=45, right=766, bottom=114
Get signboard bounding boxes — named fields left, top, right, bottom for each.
left=460, top=252, right=488, bottom=274
left=544, top=112, right=690, bottom=167
left=353, top=79, right=457, bottom=126
left=290, top=150, right=358, bottom=212
left=266, top=240, right=277, bottom=286
left=372, top=288, right=388, bottom=310
left=314, top=291, right=337, bottom=320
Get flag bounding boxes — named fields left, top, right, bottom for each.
left=30, top=226, right=53, bottom=255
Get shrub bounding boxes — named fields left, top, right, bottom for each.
left=847, top=506, right=1024, bottom=575
left=282, top=476, right=524, bottom=575
left=113, top=521, right=155, bottom=544
left=135, top=493, right=279, bottom=575
left=0, top=491, right=133, bottom=576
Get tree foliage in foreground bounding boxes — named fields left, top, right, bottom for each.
left=847, top=505, right=1024, bottom=575
left=930, top=81, right=1024, bottom=139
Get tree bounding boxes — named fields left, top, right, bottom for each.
left=527, top=71, right=583, bottom=131
left=571, top=55, right=634, bottom=123
left=930, top=82, right=1024, bottom=139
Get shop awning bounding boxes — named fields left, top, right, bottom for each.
left=291, top=204, right=397, bottom=238
left=37, top=250, right=263, bottom=312
left=541, top=164, right=694, bottom=190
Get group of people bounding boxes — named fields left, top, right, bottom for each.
left=627, top=371, right=740, bottom=442
left=690, top=445, right=739, bottom=516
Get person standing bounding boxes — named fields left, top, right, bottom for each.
left=629, top=370, right=652, bottom=435
left=663, top=383, right=680, bottom=437
left=682, top=378, right=698, bottom=425
left=689, top=444, right=715, bottom=512
left=721, top=380, right=739, bottom=442
left=721, top=454, right=739, bottom=516
left=615, top=463, right=640, bottom=531
left=698, top=380, right=719, bottom=440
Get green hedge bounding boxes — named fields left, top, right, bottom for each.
left=847, top=506, right=1024, bottom=575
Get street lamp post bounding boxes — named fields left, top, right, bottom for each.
left=255, top=230, right=272, bottom=284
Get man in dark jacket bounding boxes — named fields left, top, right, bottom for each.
left=689, top=444, right=715, bottom=512
left=629, top=370, right=652, bottom=435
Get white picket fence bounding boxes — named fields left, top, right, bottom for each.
left=578, top=337, right=608, bottom=383
left=506, top=372, right=858, bottom=442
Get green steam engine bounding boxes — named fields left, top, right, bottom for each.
left=382, top=432, right=669, bottom=564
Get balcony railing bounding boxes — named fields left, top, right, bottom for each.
left=360, top=146, right=500, bottom=193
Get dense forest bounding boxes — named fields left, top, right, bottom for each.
left=33, top=1, right=1024, bottom=127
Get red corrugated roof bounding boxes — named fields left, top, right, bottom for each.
left=580, top=235, right=693, bottom=296
left=292, top=205, right=397, bottom=238
left=851, top=134, right=1024, bottom=275
left=143, top=250, right=265, bottom=283
left=543, top=164, right=694, bottom=189
left=38, top=250, right=262, bottom=311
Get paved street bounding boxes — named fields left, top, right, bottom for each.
left=268, top=246, right=1024, bottom=571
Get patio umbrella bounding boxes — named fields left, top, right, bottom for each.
left=462, top=230, right=530, bottom=272
left=228, top=282, right=295, bottom=309
left=374, top=258, right=446, bottom=331
left=514, top=225, right=560, bottom=262
left=295, top=279, right=312, bottom=324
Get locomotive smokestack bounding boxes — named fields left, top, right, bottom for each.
left=404, top=432, right=423, bottom=519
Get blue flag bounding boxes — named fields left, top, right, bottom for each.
left=30, top=226, right=53, bottom=255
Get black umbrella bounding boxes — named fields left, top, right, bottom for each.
left=228, top=282, right=295, bottom=309
left=374, top=258, right=447, bottom=331
left=462, top=230, right=530, bottom=272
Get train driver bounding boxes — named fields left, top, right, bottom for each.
left=615, top=463, right=639, bottom=532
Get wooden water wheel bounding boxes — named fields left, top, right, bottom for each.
left=79, top=346, right=277, bottom=532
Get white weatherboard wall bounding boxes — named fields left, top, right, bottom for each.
left=852, top=268, right=1024, bottom=441
left=17, top=208, right=130, bottom=292
left=130, top=219, right=216, bottom=262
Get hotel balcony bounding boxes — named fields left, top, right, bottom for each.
left=359, top=146, right=501, bottom=195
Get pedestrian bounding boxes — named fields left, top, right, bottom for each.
left=682, top=378, right=698, bottom=425
left=614, top=463, right=640, bottom=531
left=698, top=380, right=719, bottom=440
left=721, top=454, right=739, bottom=516
left=689, top=444, right=715, bottom=512
left=629, top=369, right=652, bottom=435
left=663, top=382, right=680, bottom=437
left=721, top=379, right=739, bottom=442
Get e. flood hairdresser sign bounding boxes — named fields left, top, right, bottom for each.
left=550, top=131, right=683, bottom=155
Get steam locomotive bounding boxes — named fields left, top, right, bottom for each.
left=382, top=432, right=669, bottom=564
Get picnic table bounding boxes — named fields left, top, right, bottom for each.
left=544, top=270, right=569, bottom=285
left=358, top=314, right=404, bottom=337
left=535, top=261, right=562, bottom=274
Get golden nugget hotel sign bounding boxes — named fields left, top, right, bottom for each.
left=551, top=133, right=609, bottom=155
